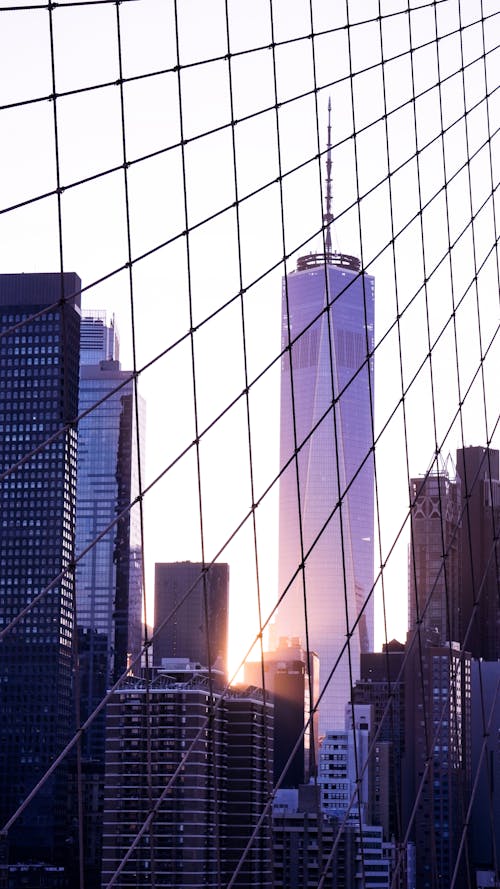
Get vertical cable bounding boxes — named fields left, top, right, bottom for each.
left=114, top=3, right=154, bottom=883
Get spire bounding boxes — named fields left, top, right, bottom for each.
left=323, top=97, right=334, bottom=254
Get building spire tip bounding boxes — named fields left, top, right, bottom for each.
left=324, top=97, right=333, bottom=254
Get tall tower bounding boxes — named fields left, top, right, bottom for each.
left=276, top=109, right=375, bottom=732
left=75, top=321, right=145, bottom=886
left=0, top=273, right=81, bottom=864
left=408, top=465, right=461, bottom=645
left=76, top=342, right=146, bottom=733
left=456, top=446, right=500, bottom=659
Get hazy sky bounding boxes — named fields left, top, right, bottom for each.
left=0, top=0, right=498, bottom=674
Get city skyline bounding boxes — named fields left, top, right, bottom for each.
left=1, top=2, right=497, bottom=674
left=0, top=2, right=498, bottom=885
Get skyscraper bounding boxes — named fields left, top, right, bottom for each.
left=244, top=636, right=319, bottom=788
left=276, top=112, right=375, bottom=731
left=153, top=562, right=229, bottom=674
left=408, top=465, right=461, bottom=645
left=403, top=639, right=471, bottom=889
left=0, top=273, right=81, bottom=865
left=75, top=318, right=145, bottom=885
left=456, top=446, right=500, bottom=659
left=76, top=345, right=145, bottom=732
left=80, top=309, right=119, bottom=365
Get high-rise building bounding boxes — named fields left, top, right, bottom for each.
left=0, top=273, right=81, bottom=866
left=101, top=666, right=274, bottom=888
left=470, top=660, right=500, bottom=879
left=276, top=239, right=375, bottom=730
left=80, top=309, right=119, bottom=365
left=244, top=636, right=319, bottom=788
left=76, top=353, right=145, bottom=701
left=456, top=446, right=500, bottom=659
left=75, top=324, right=145, bottom=887
left=408, top=465, right=462, bottom=644
left=153, top=562, right=229, bottom=674
left=276, top=106, right=375, bottom=734
left=408, top=447, right=500, bottom=658
left=403, top=638, right=471, bottom=889
left=352, top=643, right=406, bottom=843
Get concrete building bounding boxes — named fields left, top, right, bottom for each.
left=101, top=666, right=273, bottom=888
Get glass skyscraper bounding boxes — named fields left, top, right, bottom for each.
left=276, top=251, right=375, bottom=732
left=0, top=273, right=81, bottom=864
left=75, top=320, right=145, bottom=886
left=76, top=341, right=145, bottom=742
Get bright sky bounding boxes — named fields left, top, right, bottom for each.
left=0, top=0, right=498, bottom=676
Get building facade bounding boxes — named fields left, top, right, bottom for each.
left=276, top=251, right=375, bottom=731
left=0, top=273, right=81, bottom=866
left=408, top=465, right=461, bottom=644
left=403, top=639, right=472, bottom=889
left=101, top=668, right=274, bottom=888
left=456, top=446, right=500, bottom=659
left=352, top=644, right=406, bottom=843
left=153, top=562, right=229, bottom=675
left=244, top=636, right=319, bottom=788
left=75, top=318, right=145, bottom=886
left=76, top=355, right=145, bottom=700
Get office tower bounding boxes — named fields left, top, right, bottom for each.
left=76, top=353, right=145, bottom=699
left=456, top=446, right=500, bottom=659
left=244, top=636, right=319, bottom=788
left=408, top=465, right=461, bottom=644
left=80, top=309, right=119, bottom=365
left=403, top=639, right=471, bottom=889
left=352, top=643, right=406, bottom=842
left=154, top=562, right=229, bottom=674
left=276, top=117, right=375, bottom=731
left=75, top=329, right=145, bottom=887
left=101, top=665, right=273, bottom=888
left=470, top=660, right=500, bottom=880
left=0, top=273, right=81, bottom=865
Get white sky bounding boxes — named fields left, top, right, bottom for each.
left=0, top=0, right=498, bottom=676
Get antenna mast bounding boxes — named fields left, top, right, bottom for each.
left=324, top=97, right=334, bottom=255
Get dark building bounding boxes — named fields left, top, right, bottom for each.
left=409, top=447, right=500, bottom=659
left=244, top=636, right=319, bottom=788
left=352, top=642, right=406, bottom=842
left=0, top=274, right=81, bottom=868
left=272, top=786, right=360, bottom=889
left=456, top=446, right=500, bottom=659
left=408, top=466, right=461, bottom=645
left=101, top=667, right=273, bottom=888
left=403, top=638, right=472, bottom=889
left=153, top=562, right=229, bottom=674
left=470, top=660, right=500, bottom=880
